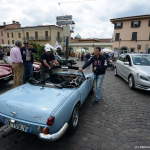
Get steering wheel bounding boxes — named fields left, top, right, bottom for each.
left=69, top=75, right=79, bottom=87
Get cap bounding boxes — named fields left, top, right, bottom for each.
left=45, top=47, right=51, bottom=52
left=23, top=40, right=29, bottom=44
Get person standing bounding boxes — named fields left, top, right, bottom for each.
left=10, top=40, right=23, bottom=87
left=79, top=47, right=107, bottom=105
left=41, top=47, right=58, bottom=80
left=20, top=41, right=37, bottom=84
left=84, top=52, right=90, bottom=64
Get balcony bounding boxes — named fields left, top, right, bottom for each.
left=22, top=36, right=51, bottom=41
left=56, top=37, right=62, bottom=42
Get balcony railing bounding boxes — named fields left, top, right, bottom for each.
left=22, top=36, right=51, bottom=41
left=56, top=37, right=62, bottom=42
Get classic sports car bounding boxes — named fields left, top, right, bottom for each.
left=54, top=55, right=77, bottom=66
left=0, top=66, right=13, bottom=84
left=2, top=56, right=41, bottom=77
left=114, top=53, right=150, bottom=90
left=0, top=66, right=94, bottom=141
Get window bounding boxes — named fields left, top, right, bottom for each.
left=1, top=30, right=3, bottom=36
left=130, top=48, right=135, bottom=52
left=18, top=33, right=21, bottom=38
left=115, top=33, right=120, bottom=41
left=131, top=21, right=141, bottom=28
left=26, top=32, right=29, bottom=40
left=57, top=32, right=60, bottom=38
left=149, top=33, right=150, bottom=40
left=114, top=23, right=123, bottom=29
left=12, top=40, right=14, bottom=44
left=35, top=31, right=38, bottom=40
left=148, top=20, right=150, bottom=27
left=8, top=40, right=10, bottom=45
left=7, top=33, right=9, bottom=38
left=45, top=31, right=48, bottom=39
left=132, top=32, right=137, bottom=41
left=2, top=39, right=4, bottom=44
left=12, top=32, right=14, bottom=38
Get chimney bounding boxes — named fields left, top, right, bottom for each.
left=16, top=22, right=20, bottom=26
left=12, top=20, right=15, bottom=24
left=3, top=22, right=6, bottom=25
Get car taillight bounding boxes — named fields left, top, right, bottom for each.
left=47, top=116, right=55, bottom=126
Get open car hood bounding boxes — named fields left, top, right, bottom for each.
left=0, top=84, right=75, bottom=124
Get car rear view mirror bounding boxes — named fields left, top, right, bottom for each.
left=124, top=62, right=129, bottom=65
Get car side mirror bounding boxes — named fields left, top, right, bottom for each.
left=124, top=62, right=129, bottom=65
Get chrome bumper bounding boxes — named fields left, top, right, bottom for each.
left=38, top=123, right=68, bottom=141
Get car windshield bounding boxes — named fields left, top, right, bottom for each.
left=132, top=55, right=150, bottom=66
left=4, top=56, right=11, bottom=64
left=29, top=66, right=85, bottom=88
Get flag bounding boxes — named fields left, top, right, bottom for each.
left=131, top=37, right=132, bottom=41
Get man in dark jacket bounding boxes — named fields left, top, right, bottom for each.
left=79, top=47, right=107, bottom=105
left=20, top=41, right=37, bottom=84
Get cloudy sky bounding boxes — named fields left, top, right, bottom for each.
left=0, top=0, right=150, bottom=39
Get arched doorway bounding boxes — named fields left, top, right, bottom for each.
left=120, top=47, right=128, bottom=54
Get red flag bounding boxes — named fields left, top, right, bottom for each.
left=131, top=37, right=132, bottom=41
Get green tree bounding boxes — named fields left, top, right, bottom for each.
left=29, top=42, right=38, bottom=49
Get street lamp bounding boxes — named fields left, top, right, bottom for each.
left=119, top=38, right=121, bottom=54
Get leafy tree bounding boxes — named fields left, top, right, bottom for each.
left=29, top=42, right=38, bottom=49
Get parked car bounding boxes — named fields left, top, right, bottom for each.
left=0, top=66, right=13, bottom=84
left=0, top=66, right=94, bottom=141
left=114, top=53, right=150, bottom=91
left=54, top=55, right=77, bottom=66
left=2, top=56, right=41, bottom=78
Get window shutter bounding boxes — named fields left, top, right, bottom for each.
left=115, top=33, right=120, bottom=41
left=131, top=21, right=133, bottom=28
left=132, top=32, right=137, bottom=41
left=149, top=20, right=150, bottom=27
left=121, top=23, right=123, bottom=28
left=138, top=21, right=141, bottom=27
left=114, top=23, right=117, bottom=29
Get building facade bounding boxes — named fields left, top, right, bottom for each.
left=4, top=25, right=64, bottom=49
left=110, top=14, right=150, bottom=54
left=0, top=21, right=21, bottom=47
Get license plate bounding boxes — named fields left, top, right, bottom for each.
left=3, top=118, right=30, bottom=133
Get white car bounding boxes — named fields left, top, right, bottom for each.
left=114, top=53, right=150, bottom=91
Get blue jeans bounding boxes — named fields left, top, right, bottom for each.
left=94, top=74, right=105, bottom=101
left=23, top=61, right=33, bottom=84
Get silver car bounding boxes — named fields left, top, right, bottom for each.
left=114, top=53, right=150, bottom=91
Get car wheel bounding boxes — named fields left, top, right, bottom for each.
left=67, top=62, right=72, bottom=66
left=114, top=67, right=118, bottom=77
left=128, top=75, right=135, bottom=90
left=68, top=104, right=79, bottom=133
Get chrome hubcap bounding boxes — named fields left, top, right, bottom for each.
left=129, top=77, right=133, bottom=87
left=72, top=107, right=79, bottom=127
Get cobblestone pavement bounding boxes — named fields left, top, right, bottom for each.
left=0, top=60, right=150, bottom=150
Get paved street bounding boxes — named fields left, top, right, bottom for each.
left=0, top=60, right=150, bottom=150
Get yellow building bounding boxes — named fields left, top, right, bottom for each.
left=4, top=25, right=64, bottom=49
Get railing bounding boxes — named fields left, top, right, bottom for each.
left=22, top=36, right=51, bottom=41
left=56, top=37, right=62, bottom=42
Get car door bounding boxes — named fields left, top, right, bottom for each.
left=121, top=55, right=132, bottom=80
left=116, top=55, right=124, bottom=76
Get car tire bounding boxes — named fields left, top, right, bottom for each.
left=68, top=104, right=79, bottom=133
left=67, top=62, right=72, bottom=66
left=128, top=75, right=135, bottom=90
left=114, top=67, right=118, bottom=77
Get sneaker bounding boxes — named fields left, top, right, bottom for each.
left=92, top=100, right=99, bottom=105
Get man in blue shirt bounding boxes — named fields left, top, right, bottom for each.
left=79, top=47, right=107, bottom=105
left=20, top=41, right=37, bottom=84
left=41, top=47, right=58, bottom=80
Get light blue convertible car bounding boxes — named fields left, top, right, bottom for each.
left=0, top=66, right=94, bottom=141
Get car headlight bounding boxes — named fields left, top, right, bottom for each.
left=137, top=73, right=149, bottom=81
